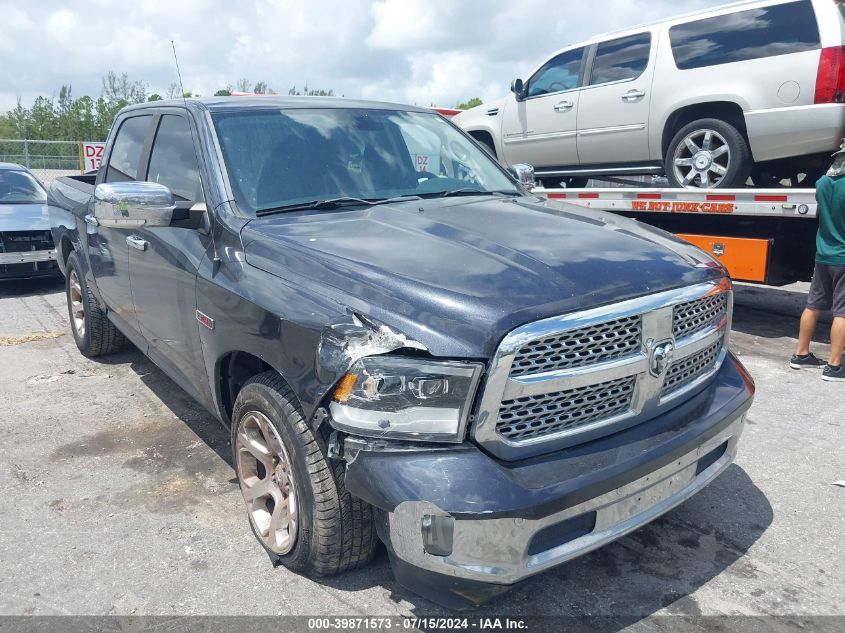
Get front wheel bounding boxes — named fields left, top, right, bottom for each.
left=231, top=371, right=377, bottom=575
left=665, top=118, right=752, bottom=189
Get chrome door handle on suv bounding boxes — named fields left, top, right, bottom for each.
left=126, top=235, right=148, bottom=251
left=553, top=100, right=574, bottom=112
left=622, top=89, right=646, bottom=101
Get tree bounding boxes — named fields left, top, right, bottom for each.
left=288, top=85, right=335, bottom=96
left=166, top=82, right=181, bottom=99
left=455, top=97, right=482, bottom=110
left=235, top=78, right=251, bottom=93
left=214, top=88, right=231, bottom=96
left=148, top=94, right=163, bottom=101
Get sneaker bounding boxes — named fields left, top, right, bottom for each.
left=822, top=364, right=845, bottom=382
left=790, top=353, right=826, bottom=369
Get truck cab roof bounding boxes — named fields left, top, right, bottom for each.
left=121, top=95, right=435, bottom=115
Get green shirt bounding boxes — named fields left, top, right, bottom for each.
left=815, top=175, right=845, bottom=266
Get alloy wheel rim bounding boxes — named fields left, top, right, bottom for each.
left=235, top=410, right=298, bottom=554
left=672, top=129, right=730, bottom=189
left=68, top=270, right=85, bottom=338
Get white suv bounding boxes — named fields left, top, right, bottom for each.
left=454, top=0, right=845, bottom=189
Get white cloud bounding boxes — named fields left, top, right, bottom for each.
left=0, top=0, right=723, bottom=113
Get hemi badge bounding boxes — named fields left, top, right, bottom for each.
left=196, top=310, right=215, bottom=331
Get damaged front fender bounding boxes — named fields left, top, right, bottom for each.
left=315, top=311, right=427, bottom=389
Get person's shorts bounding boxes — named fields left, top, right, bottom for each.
left=807, top=263, right=845, bottom=317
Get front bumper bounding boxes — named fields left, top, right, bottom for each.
left=745, top=103, right=845, bottom=162
left=344, top=352, right=753, bottom=607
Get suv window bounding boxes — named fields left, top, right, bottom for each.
left=669, top=0, right=820, bottom=70
left=589, top=33, right=651, bottom=85
left=105, top=115, right=151, bottom=182
left=147, top=115, right=201, bottom=201
left=526, top=47, right=586, bottom=98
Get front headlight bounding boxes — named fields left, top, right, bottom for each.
left=328, top=356, right=483, bottom=443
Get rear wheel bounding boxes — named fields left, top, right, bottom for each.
left=665, top=118, right=751, bottom=189
left=65, top=251, right=125, bottom=357
left=231, top=371, right=377, bottom=575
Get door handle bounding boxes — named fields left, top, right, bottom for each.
left=622, top=89, right=646, bottom=101
left=553, top=100, right=574, bottom=112
left=126, top=235, right=148, bottom=251
left=84, top=214, right=99, bottom=227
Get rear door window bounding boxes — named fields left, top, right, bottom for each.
left=105, top=115, right=152, bottom=182
left=146, top=114, right=202, bottom=201
left=589, top=33, right=651, bottom=85
left=669, top=0, right=820, bottom=70
left=526, top=47, right=586, bottom=98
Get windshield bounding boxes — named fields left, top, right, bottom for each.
left=0, top=169, right=47, bottom=204
left=211, top=108, right=519, bottom=215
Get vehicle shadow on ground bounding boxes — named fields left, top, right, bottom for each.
left=732, top=303, right=832, bottom=345
left=93, top=345, right=233, bottom=468
left=89, top=344, right=772, bottom=624
left=0, top=277, right=64, bottom=298
left=321, top=466, right=772, bottom=621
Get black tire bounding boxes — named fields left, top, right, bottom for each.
left=539, top=177, right=588, bottom=189
left=65, top=251, right=125, bottom=357
left=231, top=371, right=377, bottom=576
left=665, top=118, right=752, bottom=189
left=475, top=136, right=497, bottom=159
left=751, top=166, right=825, bottom=188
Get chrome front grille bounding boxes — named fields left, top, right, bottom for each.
left=509, top=315, right=641, bottom=377
left=673, top=293, right=728, bottom=339
left=474, top=280, right=732, bottom=460
left=497, top=377, right=636, bottom=442
left=661, top=338, right=723, bottom=397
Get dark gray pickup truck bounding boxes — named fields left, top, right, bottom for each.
left=49, top=96, right=754, bottom=608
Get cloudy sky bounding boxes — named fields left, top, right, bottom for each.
left=0, top=0, right=723, bottom=112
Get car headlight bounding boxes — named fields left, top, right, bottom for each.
left=328, top=356, right=483, bottom=443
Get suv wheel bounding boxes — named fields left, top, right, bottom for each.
left=232, top=371, right=377, bottom=575
left=65, top=251, right=125, bottom=357
left=665, top=118, right=751, bottom=189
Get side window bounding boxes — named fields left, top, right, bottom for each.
left=526, top=47, right=585, bottom=98
left=146, top=115, right=201, bottom=201
left=669, top=0, right=820, bottom=70
left=589, top=33, right=651, bottom=85
left=105, top=115, right=152, bottom=182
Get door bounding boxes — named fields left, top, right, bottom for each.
left=128, top=112, right=213, bottom=403
left=89, top=114, right=153, bottom=334
left=576, top=32, right=655, bottom=164
left=500, top=46, right=587, bottom=168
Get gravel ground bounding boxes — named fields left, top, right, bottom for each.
left=0, top=278, right=843, bottom=626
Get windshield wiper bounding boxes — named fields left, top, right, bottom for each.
left=417, top=188, right=521, bottom=199
left=256, top=197, right=385, bottom=216
left=256, top=194, right=425, bottom=217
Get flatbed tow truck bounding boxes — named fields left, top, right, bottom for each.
left=536, top=186, right=820, bottom=286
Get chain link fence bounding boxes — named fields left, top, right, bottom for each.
left=0, top=139, right=88, bottom=187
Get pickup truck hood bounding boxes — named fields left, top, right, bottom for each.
left=0, top=203, right=51, bottom=231
left=242, top=196, right=723, bottom=358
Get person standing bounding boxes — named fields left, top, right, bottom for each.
left=790, top=143, right=845, bottom=381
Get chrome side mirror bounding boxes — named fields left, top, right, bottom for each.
left=509, top=163, right=535, bottom=191
left=510, top=78, right=525, bottom=101
left=94, top=182, right=175, bottom=228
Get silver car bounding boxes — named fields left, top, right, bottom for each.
left=455, top=0, right=845, bottom=189
left=0, top=163, right=58, bottom=280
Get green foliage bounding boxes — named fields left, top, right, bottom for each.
left=455, top=97, right=483, bottom=110
left=288, top=85, right=335, bottom=97
left=0, top=71, right=148, bottom=142
left=0, top=74, right=338, bottom=142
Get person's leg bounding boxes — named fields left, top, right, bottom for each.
left=829, top=316, right=845, bottom=367
left=796, top=308, right=821, bottom=356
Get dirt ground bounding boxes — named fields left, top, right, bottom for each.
left=0, top=277, right=843, bottom=625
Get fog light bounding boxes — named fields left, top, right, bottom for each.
left=421, top=514, right=454, bottom=556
